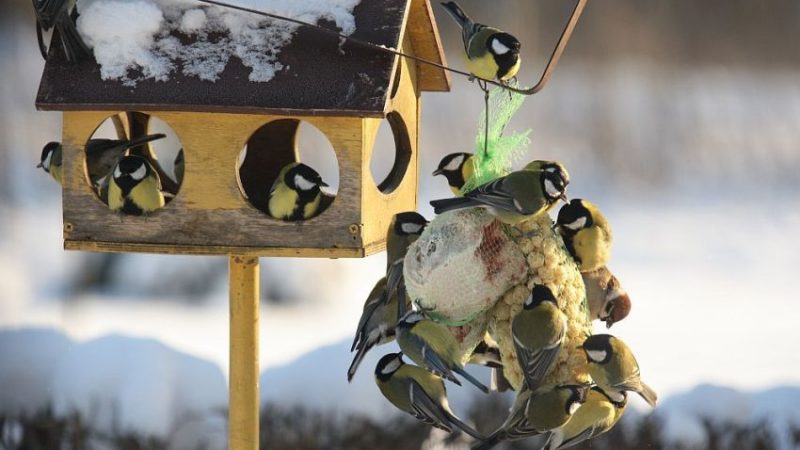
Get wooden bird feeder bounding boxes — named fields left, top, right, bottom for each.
left=34, top=1, right=449, bottom=449
left=36, top=0, right=450, bottom=258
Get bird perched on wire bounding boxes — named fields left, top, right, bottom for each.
left=580, top=334, right=657, bottom=407
left=396, top=311, right=490, bottom=393
left=556, top=199, right=613, bottom=272
left=430, top=160, right=570, bottom=225
left=440, top=1, right=521, bottom=85
left=375, top=352, right=484, bottom=440
left=267, top=162, right=329, bottom=221
left=347, top=277, right=408, bottom=382
left=540, top=386, right=627, bottom=450
left=32, top=0, right=91, bottom=63
left=85, top=133, right=167, bottom=187
left=513, top=285, right=567, bottom=390
left=383, top=211, right=428, bottom=309
left=472, top=384, right=589, bottom=450
left=37, top=141, right=63, bottom=185
left=582, top=266, right=631, bottom=328
left=433, top=152, right=474, bottom=195
left=107, top=155, right=165, bottom=216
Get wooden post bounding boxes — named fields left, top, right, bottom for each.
left=229, top=255, right=260, bottom=450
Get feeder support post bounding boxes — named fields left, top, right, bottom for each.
left=229, top=255, right=260, bottom=450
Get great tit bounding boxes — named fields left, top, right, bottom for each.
left=440, top=1, right=521, bottom=83
left=468, top=334, right=513, bottom=393
left=513, top=285, right=567, bottom=390
left=107, top=155, right=165, bottom=216
left=582, top=266, right=631, bottom=328
left=473, top=384, right=589, bottom=450
left=430, top=160, right=570, bottom=224
left=375, top=352, right=484, bottom=439
left=32, top=0, right=91, bottom=62
left=557, top=199, right=613, bottom=272
left=541, top=386, right=627, bottom=449
left=347, top=277, right=409, bottom=382
left=581, top=334, right=657, bottom=407
left=267, top=162, right=329, bottom=221
left=433, top=152, right=474, bottom=195
left=85, top=133, right=167, bottom=187
left=37, top=141, right=62, bottom=185
left=383, top=212, right=428, bottom=308
left=397, top=311, right=490, bottom=393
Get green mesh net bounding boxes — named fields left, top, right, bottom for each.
left=462, top=83, right=531, bottom=192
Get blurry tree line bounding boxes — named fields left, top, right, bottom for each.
left=2, top=397, right=798, bottom=450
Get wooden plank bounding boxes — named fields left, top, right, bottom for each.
left=228, top=255, right=260, bottom=450
left=408, top=0, right=451, bottom=92
left=63, top=239, right=387, bottom=258
left=361, top=35, right=421, bottom=249
left=61, top=111, right=366, bottom=252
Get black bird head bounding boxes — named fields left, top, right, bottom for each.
left=523, top=284, right=558, bottom=310
left=393, top=212, right=428, bottom=237
left=557, top=199, right=594, bottom=233
left=285, top=163, right=328, bottom=192
left=581, top=334, right=614, bottom=364
left=37, top=141, right=61, bottom=171
left=375, top=352, right=404, bottom=382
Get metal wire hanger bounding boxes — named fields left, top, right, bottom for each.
left=192, top=0, right=589, bottom=97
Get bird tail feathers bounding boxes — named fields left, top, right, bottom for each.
left=440, top=1, right=472, bottom=28
left=638, top=381, right=658, bottom=407
left=346, top=343, right=370, bottom=382
left=445, top=411, right=484, bottom=440
left=55, top=17, right=91, bottom=63
left=456, top=367, right=489, bottom=393
left=430, top=197, right=478, bottom=215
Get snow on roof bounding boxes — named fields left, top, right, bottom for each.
left=75, top=0, right=361, bottom=85
left=37, top=0, right=449, bottom=116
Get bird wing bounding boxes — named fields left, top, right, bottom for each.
left=408, top=381, right=453, bottom=433
left=351, top=295, right=383, bottom=351
left=35, top=0, right=62, bottom=28
left=385, top=260, right=404, bottom=304
left=406, top=333, right=458, bottom=383
left=515, top=337, right=562, bottom=391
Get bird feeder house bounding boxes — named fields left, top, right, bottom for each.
left=35, top=0, right=450, bottom=258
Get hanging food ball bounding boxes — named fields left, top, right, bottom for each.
left=404, top=208, right=528, bottom=326
left=489, top=213, right=592, bottom=390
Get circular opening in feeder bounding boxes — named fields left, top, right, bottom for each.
left=84, top=112, right=184, bottom=216
left=389, top=61, right=402, bottom=99
left=369, top=111, right=412, bottom=194
left=237, top=119, right=339, bottom=221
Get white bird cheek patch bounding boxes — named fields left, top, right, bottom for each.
left=544, top=179, right=561, bottom=198
left=382, top=358, right=401, bottom=375
left=491, top=38, right=510, bottom=55
left=401, top=223, right=423, bottom=234
left=130, top=165, right=147, bottom=181
left=294, top=174, right=316, bottom=191
left=444, top=155, right=464, bottom=172
left=569, top=401, right=581, bottom=415
left=566, top=217, right=587, bottom=230
left=587, top=350, right=607, bottom=363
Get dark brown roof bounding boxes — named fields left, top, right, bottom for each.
left=36, top=0, right=449, bottom=117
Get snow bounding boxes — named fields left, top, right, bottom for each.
left=653, top=384, right=800, bottom=449
left=0, top=329, right=227, bottom=441
left=0, top=328, right=75, bottom=416
left=75, top=0, right=362, bottom=84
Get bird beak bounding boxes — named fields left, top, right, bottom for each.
left=319, top=181, right=330, bottom=187
left=432, top=169, right=443, bottom=176
left=560, top=193, right=569, bottom=203
left=36, top=162, right=43, bottom=168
